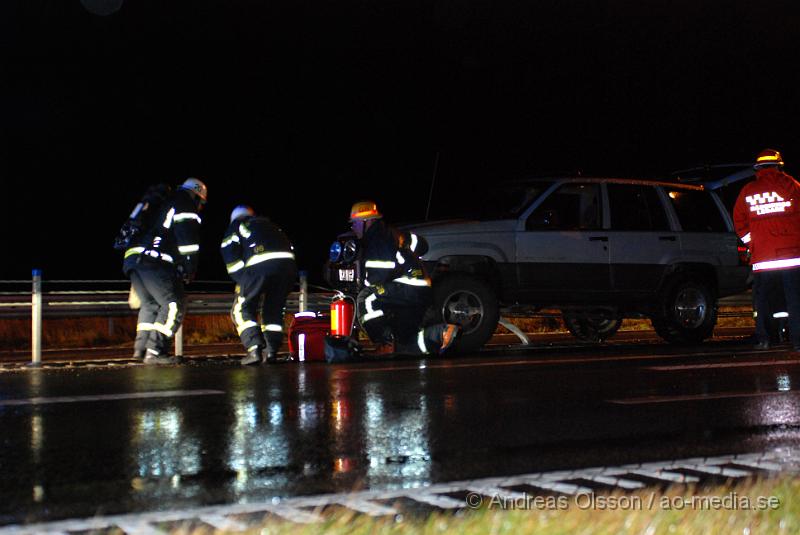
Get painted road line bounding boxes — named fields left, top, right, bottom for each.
left=0, top=450, right=791, bottom=534
left=675, top=465, right=752, bottom=478
left=335, top=499, right=397, bottom=516
left=0, top=390, right=225, bottom=407
left=404, top=493, right=465, bottom=509
left=112, top=521, right=162, bottom=535
left=729, top=460, right=784, bottom=471
left=607, top=389, right=800, bottom=405
left=645, top=359, right=800, bottom=371
left=519, top=480, right=594, bottom=495
left=332, top=349, right=773, bottom=376
left=586, top=475, right=646, bottom=489
left=625, top=470, right=700, bottom=483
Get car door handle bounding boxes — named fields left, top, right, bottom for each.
left=659, top=236, right=677, bottom=241
left=589, top=236, right=608, bottom=242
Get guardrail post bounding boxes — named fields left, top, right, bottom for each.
left=174, top=325, right=183, bottom=357
left=31, top=269, right=42, bottom=366
left=299, top=270, right=308, bottom=312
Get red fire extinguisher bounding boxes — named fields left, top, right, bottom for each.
left=331, top=296, right=354, bottom=337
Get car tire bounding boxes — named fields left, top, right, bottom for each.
left=651, top=277, right=717, bottom=344
left=433, top=274, right=499, bottom=353
left=562, top=313, right=622, bottom=342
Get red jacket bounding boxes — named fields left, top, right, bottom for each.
left=734, top=167, right=800, bottom=271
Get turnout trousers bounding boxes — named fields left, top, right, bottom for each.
left=753, top=267, right=800, bottom=349
left=230, top=259, right=297, bottom=355
left=128, top=260, right=186, bottom=356
left=357, top=282, right=443, bottom=354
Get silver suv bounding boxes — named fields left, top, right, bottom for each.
left=407, top=177, right=750, bottom=351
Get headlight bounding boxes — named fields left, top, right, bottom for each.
left=329, top=241, right=343, bottom=262
left=342, top=240, right=358, bottom=263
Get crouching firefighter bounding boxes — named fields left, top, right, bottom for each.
left=120, top=178, right=207, bottom=364
left=221, top=206, right=298, bottom=365
left=349, top=200, right=459, bottom=355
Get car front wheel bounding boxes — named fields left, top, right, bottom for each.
left=433, top=274, right=499, bottom=353
left=651, top=277, right=717, bottom=344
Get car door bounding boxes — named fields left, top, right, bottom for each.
left=605, top=183, right=679, bottom=295
left=516, top=181, right=611, bottom=301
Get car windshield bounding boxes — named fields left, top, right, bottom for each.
left=430, top=181, right=554, bottom=220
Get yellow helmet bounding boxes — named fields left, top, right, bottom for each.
left=349, top=200, right=383, bottom=221
left=754, top=148, right=784, bottom=170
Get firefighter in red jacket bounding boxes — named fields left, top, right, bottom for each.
left=734, top=149, right=800, bottom=350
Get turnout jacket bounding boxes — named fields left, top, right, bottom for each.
left=123, top=189, right=202, bottom=276
left=362, top=220, right=430, bottom=288
left=734, top=167, right=800, bottom=271
left=220, top=216, right=295, bottom=281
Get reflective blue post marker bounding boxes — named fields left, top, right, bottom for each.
left=31, top=269, right=42, bottom=366
left=299, top=270, right=308, bottom=313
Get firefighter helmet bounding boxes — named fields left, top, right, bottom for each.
left=754, top=149, right=784, bottom=169
left=230, top=205, right=255, bottom=223
left=349, top=200, right=383, bottom=221
left=179, top=177, right=208, bottom=201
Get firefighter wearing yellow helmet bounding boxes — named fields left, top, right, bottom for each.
left=349, top=200, right=459, bottom=355
left=734, top=149, right=800, bottom=351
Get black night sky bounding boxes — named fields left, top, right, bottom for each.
left=2, top=1, right=799, bottom=282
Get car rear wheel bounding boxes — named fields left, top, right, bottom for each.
left=433, top=274, right=499, bottom=353
left=651, top=277, right=717, bottom=344
left=562, top=312, right=622, bottom=342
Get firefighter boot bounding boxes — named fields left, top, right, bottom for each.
left=241, top=346, right=264, bottom=366
left=264, top=332, right=291, bottom=364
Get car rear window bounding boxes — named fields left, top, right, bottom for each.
left=665, top=189, right=728, bottom=232
left=607, top=184, right=670, bottom=231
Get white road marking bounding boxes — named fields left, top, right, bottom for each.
left=676, top=465, right=752, bottom=478
left=645, top=359, right=800, bottom=371
left=607, top=389, right=800, bottom=405
left=0, top=390, right=225, bottom=407
left=625, top=469, right=700, bottom=483
left=335, top=499, right=397, bottom=516
left=403, top=493, right=464, bottom=509
left=586, top=475, right=646, bottom=489
left=0, top=450, right=791, bottom=534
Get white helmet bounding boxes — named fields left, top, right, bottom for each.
left=230, top=205, right=255, bottom=223
left=179, top=177, right=208, bottom=201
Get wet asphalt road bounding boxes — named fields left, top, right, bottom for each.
left=1, top=336, right=800, bottom=525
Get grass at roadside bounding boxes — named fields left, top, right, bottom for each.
left=186, top=477, right=798, bottom=535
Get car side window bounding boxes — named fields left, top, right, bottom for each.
left=665, top=189, right=727, bottom=232
left=526, top=183, right=602, bottom=231
left=607, top=184, right=670, bottom=231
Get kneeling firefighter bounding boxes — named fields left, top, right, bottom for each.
left=349, top=200, right=459, bottom=354
left=221, top=206, right=298, bottom=365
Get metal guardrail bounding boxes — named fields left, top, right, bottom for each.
left=0, top=280, right=336, bottom=320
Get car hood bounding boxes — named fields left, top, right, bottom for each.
left=404, top=218, right=518, bottom=235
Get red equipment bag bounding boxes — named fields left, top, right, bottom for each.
left=288, top=312, right=330, bottom=362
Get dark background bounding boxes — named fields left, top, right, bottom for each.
left=1, top=0, right=799, bottom=282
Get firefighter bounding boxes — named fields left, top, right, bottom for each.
left=734, top=149, right=800, bottom=351
left=221, top=205, right=298, bottom=365
left=350, top=200, right=459, bottom=355
left=123, top=178, right=207, bottom=364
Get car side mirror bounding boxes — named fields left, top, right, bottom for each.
left=528, top=209, right=559, bottom=230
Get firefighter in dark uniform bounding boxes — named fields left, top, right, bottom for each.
left=221, top=205, right=298, bottom=365
left=123, top=178, right=207, bottom=364
left=350, top=200, right=459, bottom=354
left=734, top=149, right=800, bottom=351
